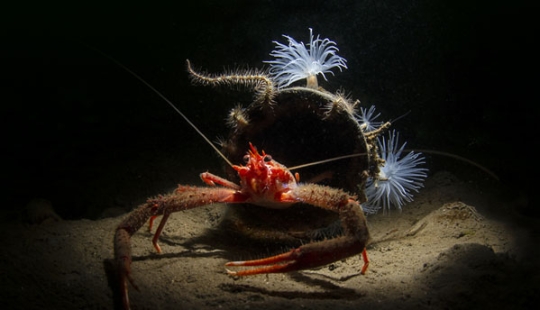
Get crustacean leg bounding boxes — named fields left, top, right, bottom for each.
left=226, top=183, right=371, bottom=276
left=146, top=173, right=241, bottom=236
left=114, top=185, right=242, bottom=310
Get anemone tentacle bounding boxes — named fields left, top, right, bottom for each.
left=363, top=130, right=428, bottom=214
left=264, top=28, right=347, bottom=89
left=357, top=105, right=383, bottom=132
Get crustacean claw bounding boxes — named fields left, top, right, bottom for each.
left=225, top=246, right=370, bottom=276
left=114, top=145, right=371, bottom=310
left=225, top=250, right=303, bottom=276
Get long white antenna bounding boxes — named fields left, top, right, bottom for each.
left=89, top=46, right=234, bottom=167
left=288, top=153, right=367, bottom=170
left=88, top=46, right=495, bottom=181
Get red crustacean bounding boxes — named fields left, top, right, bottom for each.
left=114, top=142, right=370, bottom=309
left=105, top=28, right=479, bottom=310
left=103, top=29, right=381, bottom=309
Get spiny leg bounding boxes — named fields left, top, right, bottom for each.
left=225, top=184, right=371, bottom=277
left=152, top=213, right=171, bottom=254
left=360, top=248, right=369, bottom=275
left=226, top=236, right=369, bottom=276
left=147, top=215, right=158, bottom=232
left=226, top=248, right=370, bottom=276
left=114, top=186, right=239, bottom=310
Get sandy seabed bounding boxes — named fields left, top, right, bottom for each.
left=1, top=171, right=538, bottom=310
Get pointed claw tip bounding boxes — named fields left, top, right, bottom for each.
left=226, top=268, right=238, bottom=276
left=360, top=264, right=369, bottom=275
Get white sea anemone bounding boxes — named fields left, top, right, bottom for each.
left=357, top=105, right=382, bottom=132
left=264, top=28, right=348, bottom=89
left=363, top=130, right=428, bottom=214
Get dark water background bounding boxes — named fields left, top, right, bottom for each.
left=2, top=0, right=536, bottom=219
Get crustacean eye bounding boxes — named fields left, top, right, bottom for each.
left=243, top=155, right=250, bottom=163
left=263, top=155, right=272, bottom=162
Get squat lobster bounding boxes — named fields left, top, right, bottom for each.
left=114, top=143, right=371, bottom=309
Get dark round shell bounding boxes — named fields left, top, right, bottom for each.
left=222, top=87, right=375, bottom=201
left=217, top=86, right=381, bottom=246
left=187, top=63, right=384, bottom=246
